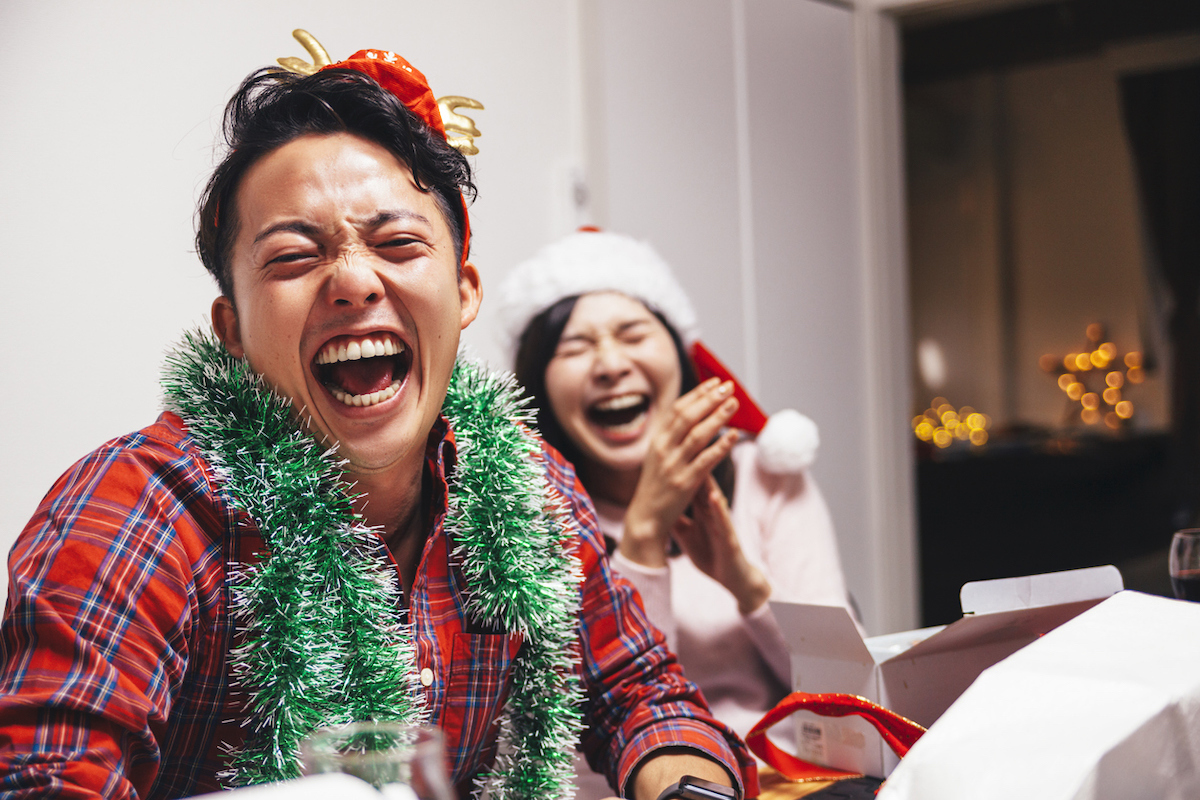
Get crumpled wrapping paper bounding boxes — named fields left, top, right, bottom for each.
left=878, top=591, right=1200, bottom=800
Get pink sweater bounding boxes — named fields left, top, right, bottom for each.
left=575, top=441, right=855, bottom=796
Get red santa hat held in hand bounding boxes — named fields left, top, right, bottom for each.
left=497, top=227, right=819, bottom=474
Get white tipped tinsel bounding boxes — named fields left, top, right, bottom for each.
left=162, top=330, right=583, bottom=800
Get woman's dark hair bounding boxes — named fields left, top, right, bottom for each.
left=196, top=67, right=476, bottom=299
left=514, top=294, right=734, bottom=504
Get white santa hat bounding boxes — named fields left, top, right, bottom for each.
left=497, top=229, right=700, bottom=355
left=496, top=228, right=818, bottom=474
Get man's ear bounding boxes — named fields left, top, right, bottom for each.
left=458, top=261, right=483, bottom=330
left=211, top=296, right=245, bottom=358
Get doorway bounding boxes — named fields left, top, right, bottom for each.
left=898, top=0, right=1200, bottom=624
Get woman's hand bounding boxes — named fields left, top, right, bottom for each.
left=619, top=378, right=740, bottom=569
left=673, top=476, right=771, bottom=615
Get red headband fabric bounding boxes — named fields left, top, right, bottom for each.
left=321, top=50, right=470, bottom=265
left=324, top=50, right=445, bottom=134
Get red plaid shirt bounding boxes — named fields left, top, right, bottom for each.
left=0, top=412, right=756, bottom=799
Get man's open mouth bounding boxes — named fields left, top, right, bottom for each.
left=587, top=393, right=650, bottom=434
left=313, top=333, right=412, bottom=408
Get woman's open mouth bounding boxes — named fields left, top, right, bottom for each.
left=587, top=393, right=650, bottom=435
left=313, top=333, right=412, bottom=408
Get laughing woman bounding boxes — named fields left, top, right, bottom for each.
left=497, top=230, right=857, bottom=778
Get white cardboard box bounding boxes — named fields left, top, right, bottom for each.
left=771, top=565, right=1125, bottom=777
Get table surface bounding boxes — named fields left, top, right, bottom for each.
left=755, top=765, right=839, bottom=799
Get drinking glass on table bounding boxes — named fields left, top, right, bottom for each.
left=1169, top=529, right=1200, bottom=601
left=300, top=722, right=454, bottom=800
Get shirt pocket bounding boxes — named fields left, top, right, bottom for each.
left=441, top=631, right=522, bottom=784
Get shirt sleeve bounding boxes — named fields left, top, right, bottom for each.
left=537, top=443, right=758, bottom=800
left=0, top=440, right=211, bottom=799
left=608, top=551, right=677, bottom=652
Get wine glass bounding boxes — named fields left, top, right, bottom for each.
left=1169, top=529, right=1200, bottom=601
left=299, top=722, right=454, bottom=800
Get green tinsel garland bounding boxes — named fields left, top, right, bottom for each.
left=162, top=329, right=584, bottom=799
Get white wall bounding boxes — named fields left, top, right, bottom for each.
left=0, top=0, right=918, bottom=634
left=581, top=0, right=917, bottom=634
left=0, top=0, right=584, bottom=598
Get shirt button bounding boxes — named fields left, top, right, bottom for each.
left=420, top=667, right=434, bottom=687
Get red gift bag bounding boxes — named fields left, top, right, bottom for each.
left=746, top=692, right=927, bottom=782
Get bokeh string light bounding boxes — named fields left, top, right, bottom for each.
left=1038, top=323, right=1143, bottom=430
left=913, top=398, right=992, bottom=449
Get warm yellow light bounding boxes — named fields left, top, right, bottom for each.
left=1105, top=412, right=1120, bottom=430
left=916, top=401, right=992, bottom=447
left=1100, top=342, right=1117, bottom=359
left=1067, top=382, right=1085, bottom=401
left=1058, top=374, right=1075, bottom=391
left=1075, top=353, right=1092, bottom=371
left=1090, top=350, right=1109, bottom=368
left=1128, top=367, right=1145, bottom=384
left=969, top=429, right=988, bottom=446
left=1115, top=401, right=1134, bottom=419
left=1105, top=371, right=1124, bottom=388
left=1125, top=352, right=1142, bottom=368
left=1081, top=408, right=1100, bottom=424
left=1081, top=393, right=1100, bottom=410
left=1063, top=354, right=1077, bottom=371
left=1102, top=387, right=1121, bottom=406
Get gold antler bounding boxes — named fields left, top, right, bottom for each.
left=274, top=30, right=483, bottom=155
left=277, top=29, right=332, bottom=76
left=437, top=96, right=484, bottom=156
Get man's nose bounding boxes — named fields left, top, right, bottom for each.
left=327, top=252, right=386, bottom=307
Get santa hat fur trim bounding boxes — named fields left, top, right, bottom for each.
left=496, top=230, right=700, bottom=361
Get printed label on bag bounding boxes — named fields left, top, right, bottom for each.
left=797, top=719, right=827, bottom=763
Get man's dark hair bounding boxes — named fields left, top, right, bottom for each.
left=196, top=67, right=476, bottom=299
left=513, top=295, right=734, bottom=503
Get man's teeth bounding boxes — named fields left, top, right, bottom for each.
left=330, top=381, right=402, bottom=408
left=593, top=394, right=645, bottom=412
left=315, top=336, right=403, bottom=365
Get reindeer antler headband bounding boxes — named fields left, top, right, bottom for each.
left=277, top=30, right=482, bottom=262
left=278, top=29, right=484, bottom=155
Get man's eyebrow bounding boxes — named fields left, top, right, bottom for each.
left=252, top=221, right=322, bottom=245
left=251, top=211, right=432, bottom=245
left=363, top=209, right=432, bottom=229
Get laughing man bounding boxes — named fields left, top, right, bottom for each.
left=0, top=43, right=755, bottom=800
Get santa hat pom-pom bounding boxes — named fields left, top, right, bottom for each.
left=756, top=409, right=819, bottom=474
